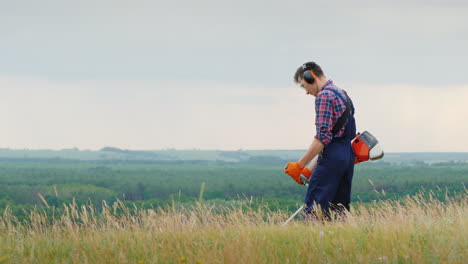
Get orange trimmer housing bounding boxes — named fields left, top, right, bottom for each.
left=351, top=131, right=384, bottom=164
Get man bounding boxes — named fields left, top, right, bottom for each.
left=284, top=61, right=356, bottom=219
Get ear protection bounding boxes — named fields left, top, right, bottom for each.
left=302, top=63, right=318, bottom=84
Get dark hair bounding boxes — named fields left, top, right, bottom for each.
left=293, top=61, right=324, bottom=83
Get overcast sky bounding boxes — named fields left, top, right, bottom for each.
left=1, top=0, right=467, bottom=151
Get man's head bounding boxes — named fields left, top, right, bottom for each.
left=294, top=62, right=327, bottom=96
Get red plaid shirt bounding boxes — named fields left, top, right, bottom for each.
left=314, top=80, right=349, bottom=146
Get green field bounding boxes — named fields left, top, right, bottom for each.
left=0, top=150, right=467, bottom=217
left=0, top=150, right=467, bottom=263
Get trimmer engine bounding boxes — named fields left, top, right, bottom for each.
left=352, top=131, right=384, bottom=164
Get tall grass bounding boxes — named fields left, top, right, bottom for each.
left=0, top=191, right=467, bottom=263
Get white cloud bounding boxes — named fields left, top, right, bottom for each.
left=1, top=0, right=467, bottom=86
left=1, top=76, right=467, bottom=151
left=347, top=82, right=468, bottom=152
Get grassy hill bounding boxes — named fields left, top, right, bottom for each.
left=0, top=192, right=466, bottom=263
left=0, top=150, right=466, bottom=262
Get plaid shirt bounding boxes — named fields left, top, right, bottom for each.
left=314, top=80, right=349, bottom=146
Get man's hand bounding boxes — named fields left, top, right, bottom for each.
left=301, top=167, right=312, bottom=180
left=284, top=162, right=304, bottom=184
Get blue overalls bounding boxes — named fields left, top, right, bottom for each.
left=304, top=88, right=356, bottom=217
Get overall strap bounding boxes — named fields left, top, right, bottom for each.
left=324, top=88, right=353, bottom=136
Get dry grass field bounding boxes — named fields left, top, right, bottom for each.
left=0, top=192, right=467, bottom=264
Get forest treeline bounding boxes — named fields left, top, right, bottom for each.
left=0, top=157, right=467, bottom=218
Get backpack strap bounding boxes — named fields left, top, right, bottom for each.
left=328, top=89, right=352, bottom=136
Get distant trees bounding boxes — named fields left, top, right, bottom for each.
left=0, top=160, right=467, bottom=218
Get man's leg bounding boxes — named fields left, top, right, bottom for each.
left=303, top=158, right=346, bottom=218
left=331, top=162, right=354, bottom=214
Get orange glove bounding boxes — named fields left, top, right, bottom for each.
left=301, top=167, right=312, bottom=180
left=284, top=162, right=304, bottom=185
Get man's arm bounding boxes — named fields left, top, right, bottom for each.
left=307, top=155, right=319, bottom=172
left=298, top=138, right=324, bottom=168
left=284, top=138, right=324, bottom=184
left=284, top=90, right=332, bottom=183
left=298, top=89, right=336, bottom=168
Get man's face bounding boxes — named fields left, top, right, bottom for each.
left=299, top=78, right=319, bottom=96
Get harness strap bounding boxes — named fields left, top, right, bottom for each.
left=323, top=88, right=353, bottom=136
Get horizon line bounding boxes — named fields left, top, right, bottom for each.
left=0, top=147, right=467, bottom=154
